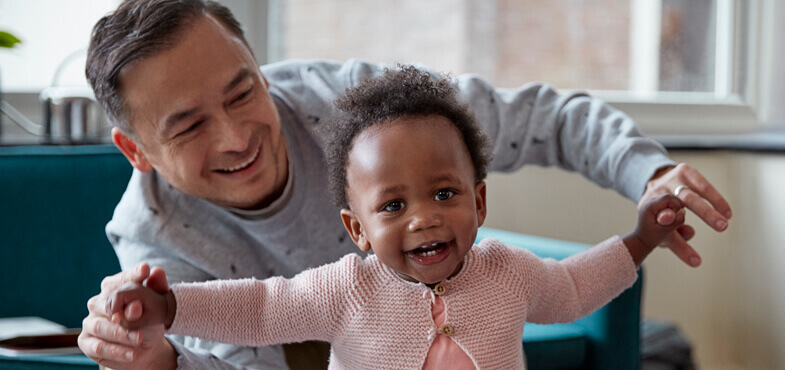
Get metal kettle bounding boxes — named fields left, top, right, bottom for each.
left=40, top=85, right=109, bottom=144
left=39, top=48, right=110, bottom=144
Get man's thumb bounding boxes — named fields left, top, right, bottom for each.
left=145, top=266, right=169, bottom=293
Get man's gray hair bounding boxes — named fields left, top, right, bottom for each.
left=86, top=0, right=252, bottom=135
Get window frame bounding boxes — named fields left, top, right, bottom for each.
left=590, top=0, right=775, bottom=135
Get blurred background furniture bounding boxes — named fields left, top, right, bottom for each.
left=0, top=145, right=643, bottom=369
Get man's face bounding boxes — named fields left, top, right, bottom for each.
left=342, top=116, right=487, bottom=284
left=119, top=14, right=288, bottom=210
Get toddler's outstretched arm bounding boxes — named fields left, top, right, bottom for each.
left=623, top=193, right=686, bottom=265
left=105, top=279, right=177, bottom=331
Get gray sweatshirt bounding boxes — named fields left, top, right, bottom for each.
left=105, top=59, right=674, bottom=369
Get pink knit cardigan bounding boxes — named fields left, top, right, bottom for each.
left=168, top=237, right=638, bottom=369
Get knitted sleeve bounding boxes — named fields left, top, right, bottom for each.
left=494, top=236, right=638, bottom=324
left=165, top=254, right=361, bottom=346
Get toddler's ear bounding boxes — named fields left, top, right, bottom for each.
left=474, top=181, right=488, bottom=227
left=340, top=209, right=371, bottom=252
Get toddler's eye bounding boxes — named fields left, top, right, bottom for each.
left=383, top=201, right=405, bottom=212
left=434, top=189, right=455, bottom=201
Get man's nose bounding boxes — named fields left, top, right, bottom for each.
left=213, top=111, right=249, bottom=153
left=408, top=207, right=443, bottom=232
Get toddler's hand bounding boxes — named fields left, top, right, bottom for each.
left=624, top=194, right=686, bottom=265
left=105, top=282, right=175, bottom=330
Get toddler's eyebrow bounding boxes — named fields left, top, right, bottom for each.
left=377, top=184, right=407, bottom=197
left=430, top=173, right=464, bottom=184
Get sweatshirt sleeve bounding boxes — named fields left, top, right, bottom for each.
left=455, top=77, right=676, bottom=202
left=166, top=255, right=360, bottom=347
left=502, top=236, right=639, bottom=324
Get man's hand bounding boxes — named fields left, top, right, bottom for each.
left=640, top=163, right=732, bottom=267
left=78, top=263, right=177, bottom=369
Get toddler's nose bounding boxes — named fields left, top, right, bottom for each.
left=407, top=209, right=443, bottom=232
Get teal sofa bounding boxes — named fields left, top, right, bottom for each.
left=0, top=145, right=642, bottom=369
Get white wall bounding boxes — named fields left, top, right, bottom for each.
left=484, top=151, right=785, bottom=370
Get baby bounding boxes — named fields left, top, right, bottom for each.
left=107, top=66, right=685, bottom=369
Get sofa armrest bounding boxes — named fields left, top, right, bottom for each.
left=0, top=145, right=129, bottom=328
left=476, top=227, right=642, bottom=370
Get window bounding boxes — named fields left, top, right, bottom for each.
left=0, top=0, right=121, bottom=92
left=270, top=0, right=771, bottom=134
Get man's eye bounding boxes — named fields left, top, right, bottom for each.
left=178, top=121, right=203, bottom=137
left=434, top=189, right=455, bottom=201
left=232, top=88, right=253, bottom=105
left=382, top=201, right=405, bottom=212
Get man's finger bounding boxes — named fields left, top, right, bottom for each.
left=677, top=224, right=695, bottom=242
left=662, top=232, right=702, bottom=267
left=82, top=316, right=141, bottom=347
left=123, top=263, right=151, bottom=286
left=677, top=189, right=728, bottom=231
left=685, top=169, right=732, bottom=219
left=145, top=266, right=169, bottom=294
left=100, top=274, right=123, bottom=293
left=99, top=263, right=150, bottom=294
left=78, top=332, right=136, bottom=365
left=89, top=293, right=113, bottom=317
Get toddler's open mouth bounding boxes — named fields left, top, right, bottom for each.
left=410, top=242, right=447, bottom=257
left=406, top=240, right=454, bottom=265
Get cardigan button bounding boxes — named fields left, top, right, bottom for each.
left=440, top=324, right=454, bottom=336
left=434, top=283, right=447, bottom=296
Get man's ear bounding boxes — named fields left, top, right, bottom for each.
left=340, top=208, right=371, bottom=252
left=475, top=181, right=488, bottom=227
left=260, top=73, right=270, bottom=89
left=112, top=127, right=153, bottom=173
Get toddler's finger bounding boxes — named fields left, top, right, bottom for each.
left=125, top=300, right=143, bottom=321
left=656, top=208, right=676, bottom=226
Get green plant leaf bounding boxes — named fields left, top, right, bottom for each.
left=0, top=31, right=22, bottom=48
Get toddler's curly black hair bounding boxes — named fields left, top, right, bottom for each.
left=324, top=65, right=493, bottom=209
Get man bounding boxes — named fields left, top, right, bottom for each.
left=78, top=0, right=732, bottom=369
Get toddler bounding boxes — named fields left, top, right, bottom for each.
left=107, top=66, right=685, bottom=369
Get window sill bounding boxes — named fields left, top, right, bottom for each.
left=654, top=129, right=785, bottom=153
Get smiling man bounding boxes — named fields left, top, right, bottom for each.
left=78, top=0, right=732, bottom=369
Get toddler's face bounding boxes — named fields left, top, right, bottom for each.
left=340, top=115, right=487, bottom=284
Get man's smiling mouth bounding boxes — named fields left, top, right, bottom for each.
left=216, top=147, right=260, bottom=173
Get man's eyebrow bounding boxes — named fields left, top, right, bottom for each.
left=162, top=107, right=200, bottom=136
left=224, top=68, right=253, bottom=95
